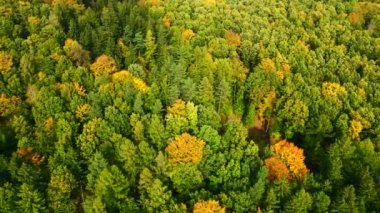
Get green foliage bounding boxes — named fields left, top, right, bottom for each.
left=0, top=0, right=379, bottom=212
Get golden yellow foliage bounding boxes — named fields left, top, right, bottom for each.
left=150, top=0, right=160, bottom=6
left=322, top=82, right=346, bottom=96
left=224, top=31, right=241, bottom=46
left=38, top=72, right=46, bottom=81
left=162, top=16, right=171, bottom=28
left=276, top=63, right=291, bottom=80
left=99, top=82, right=115, bottom=93
left=182, top=29, right=195, bottom=41
left=166, top=133, right=205, bottom=165
left=0, top=52, right=13, bottom=73
left=49, top=175, right=71, bottom=193
left=51, top=0, right=77, bottom=5
left=349, top=119, right=363, bottom=140
left=111, top=70, right=149, bottom=93
left=90, top=54, right=118, bottom=78
left=117, top=39, right=129, bottom=59
left=64, top=38, right=76, bottom=50
left=75, top=104, right=91, bottom=119
left=180, top=203, right=187, bottom=212
left=351, top=110, right=371, bottom=129
left=73, top=82, right=86, bottom=96
left=132, top=77, right=150, bottom=93
left=0, top=6, right=12, bottom=16
left=25, top=34, right=41, bottom=46
left=297, top=40, right=309, bottom=52
left=27, top=16, right=40, bottom=25
left=257, top=91, right=276, bottom=120
left=50, top=52, right=62, bottom=62
left=265, top=157, right=290, bottom=181
left=112, top=70, right=132, bottom=83
left=201, top=0, right=216, bottom=7
left=257, top=207, right=262, bottom=213
left=193, top=200, right=225, bottom=213
left=0, top=93, right=19, bottom=117
left=167, top=99, right=187, bottom=117
left=259, top=58, right=275, bottom=72
left=44, top=117, right=54, bottom=130
left=272, top=140, right=309, bottom=181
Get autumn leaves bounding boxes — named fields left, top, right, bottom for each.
left=265, top=140, right=309, bottom=182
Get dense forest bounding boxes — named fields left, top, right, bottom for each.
left=0, top=0, right=379, bottom=212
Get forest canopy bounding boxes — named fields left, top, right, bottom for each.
left=0, top=0, right=379, bottom=212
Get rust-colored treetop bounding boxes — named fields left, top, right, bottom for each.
left=265, top=157, right=291, bottom=181
left=193, top=200, right=225, bottom=213
left=166, top=133, right=205, bottom=165
left=224, top=30, right=241, bottom=46
left=90, top=54, right=118, bottom=78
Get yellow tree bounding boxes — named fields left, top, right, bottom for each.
left=90, top=55, right=118, bottom=78
left=259, top=58, right=275, bottom=72
left=162, top=16, right=171, bottom=28
left=349, top=119, right=363, bottom=140
left=322, top=82, right=346, bottom=96
left=224, top=31, right=241, bottom=46
left=167, top=99, right=187, bottom=116
left=166, top=133, right=205, bottom=165
left=193, top=200, right=225, bottom=213
left=73, top=82, right=86, bottom=96
left=50, top=0, right=77, bottom=5
left=272, top=140, right=309, bottom=181
left=182, top=29, right=195, bottom=41
left=0, top=52, right=13, bottom=73
left=0, top=93, right=19, bottom=117
left=75, top=104, right=91, bottom=119
left=256, top=91, right=276, bottom=121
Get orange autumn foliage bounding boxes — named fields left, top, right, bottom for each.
left=265, top=157, right=290, bottom=181
left=162, top=16, right=171, bottom=28
left=193, top=200, right=225, bottom=213
left=224, top=31, right=241, bottom=46
left=17, top=147, right=44, bottom=166
left=182, top=29, right=195, bottom=41
left=90, top=54, right=118, bottom=78
left=166, top=133, right=205, bottom=165
left=272, top=140, right=309, bottom=181
left=348, top=12, right=363, bottom=25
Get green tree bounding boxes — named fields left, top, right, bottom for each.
left=284, top=189, right=312, bottom=213
left=17, top=183, right=46, bottom=213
